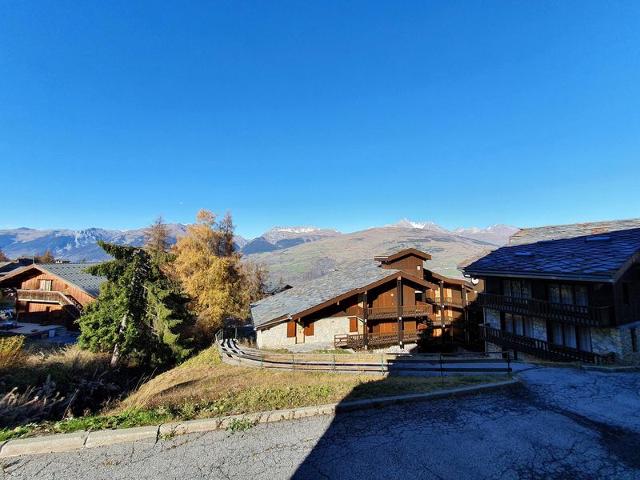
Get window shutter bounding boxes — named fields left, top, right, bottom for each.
left=286, top=320, right=296, bottom=338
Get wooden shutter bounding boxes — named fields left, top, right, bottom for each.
left=304, top=321, right=314, bottom=336
left=349, top=317, right=358, bottom=333
left=287, top=320, right=296, bottom=338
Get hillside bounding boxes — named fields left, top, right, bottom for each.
left=246, top=226, right=511, bottom=284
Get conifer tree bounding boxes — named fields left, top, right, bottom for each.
left=78, top=241, right=193, bottom=367
left=0, top=249, right=8, bottom=262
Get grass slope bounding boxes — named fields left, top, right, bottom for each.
left=0, top=347, right=501, bottom=441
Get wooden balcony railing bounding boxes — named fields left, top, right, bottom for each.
left=16, top=289, right=83, bottom=315
left=478, top=293, right=612, bottom=327
left=366, top=304, right=431, bottom=319
left=334, top=330, right=421, bottom=349
left=425, top=296, right=465, bottom=307
left=482, top=326, right=614, bottom=365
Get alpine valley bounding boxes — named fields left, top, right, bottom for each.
left=0, top=220, right=518, bottom=284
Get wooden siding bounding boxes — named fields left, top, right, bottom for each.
left=9, top=271, right=95, bottom=307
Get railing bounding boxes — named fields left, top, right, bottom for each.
left=426, top=296, right=465, bottom=307
left=478, top=293, right=612, bottom=327
left=334, top=330, right=421, bottom=349
left=16, top=289, right=83, bottom=316
left=367, top=304, right=431, bottom=319
left=482, top=326, right=614, bottom=365
left=219, top=338, right=513, bottom=375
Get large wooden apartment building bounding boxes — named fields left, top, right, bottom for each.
left=463, top=219, right=640, bottom=364
left=251, top=248, right=482, bottom=350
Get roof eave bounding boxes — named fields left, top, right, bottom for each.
left=462, top=269, right=615, bottom=283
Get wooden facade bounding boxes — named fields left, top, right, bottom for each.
left=283, top=249, right=482, bottom=350
left=0, top=265, right=98, bottom=328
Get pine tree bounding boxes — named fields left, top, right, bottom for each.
left=78, top=241, right=193, bottom=367
left=217, top=212, right=236, bottom=257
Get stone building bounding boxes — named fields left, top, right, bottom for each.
left=250, top=249, right=481, bottom=350
left=463, top=219, right=640, bottom=364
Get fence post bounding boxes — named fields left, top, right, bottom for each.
left=381, top=354, right=384, bottom=374
left=439, top=354, right=444, bottom=382
left=333, top=353, right=336, bottom=372
left=292, top=354, right=295, bottom=371
left=507, top=350, right=511, bottom=377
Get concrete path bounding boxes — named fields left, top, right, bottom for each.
left=2, top=366, right=640, bottom=479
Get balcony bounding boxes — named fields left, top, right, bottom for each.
left=478, top=293, right=612, bottom=327
left=482, top=326, right=614, bottom=365
left=16, top=289, right=83, bottom=315
left=425, top=296, right=465, bottom=308
left=334, top=330, right=421, bottom=349
left=367, top=304, right=431, bottom=320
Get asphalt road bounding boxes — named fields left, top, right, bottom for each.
left=2, top=366, right=640, bottom=480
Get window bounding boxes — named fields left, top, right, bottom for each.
left=39, top=280, right=52, bottom=291
left=549, top=322, right=592, bottom=352
left=548, top=284, right=589, bottom=306
left=414, top=291, right=424, bottom=304
left=504, top=313, right=533, bottom=337
left=286, top=321, right=296, bottom=338
left=574, top=286, right=589, bottom=307
left=503, top=279, right=531, bottom=299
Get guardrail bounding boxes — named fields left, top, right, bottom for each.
left=478, top=293, right=612, bottom=327
left=217, top=338, right=513, bottom=376
left=482, top=326, right=614, bottom=365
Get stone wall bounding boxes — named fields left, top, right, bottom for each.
left=256, top=316, right=352, bottom=349
left=592, top=326, right=640, bottom=364
left=256, top=321, right=297, bottom=349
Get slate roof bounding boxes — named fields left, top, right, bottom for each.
left=510, top=218, right=640, bottom=246
left=463, top=228, right=640, bottom=282
left=251, top=260, right=401, bottom=328
left=40, top=263, right=106, bottom=297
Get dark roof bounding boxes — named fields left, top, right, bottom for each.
left=251, top=260, right=403, bottom=329
left=40, top=263, right=106, bottom=297
left=510, top=218, right=640, bottom=246
left=374, top=248, right=432, bottom=263
left=0, top=263, right=106, bottom=297
left=463, top=228, right=640, bottom=282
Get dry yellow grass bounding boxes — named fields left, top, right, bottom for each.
left=0, top=336, right=25, bottom=369
left=120, top=346, right=502, bottom=416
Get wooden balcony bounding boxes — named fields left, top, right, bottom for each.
left=367, top=304, right=431, bottom=320
left=482, top=326, right=614, bottom=365
left=334, top=330, right=421, bottom=349
left=425, top=296, right=465, bottom=308
left=16, top=289, right=83, bottom=315
left=478, top=293, right=613, bottom=327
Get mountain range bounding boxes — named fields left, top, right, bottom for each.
left=0, top=220, right=518, bottom=284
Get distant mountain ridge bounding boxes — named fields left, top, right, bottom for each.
left=0, top=220, right=518, bottom=277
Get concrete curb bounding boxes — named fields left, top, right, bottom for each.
left=0, top=378, right=518, bottom=459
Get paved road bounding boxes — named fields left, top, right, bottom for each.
left=3, top=366, right=640, bottom=480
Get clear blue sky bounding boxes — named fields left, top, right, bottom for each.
left=1, top=1, right=639, bottom=239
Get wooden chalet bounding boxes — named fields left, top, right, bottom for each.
left=463, top=219, right=640, bottom=364
left=0, top=263, right=105, bottom=327
left=250, top=248, right=482, bottom=350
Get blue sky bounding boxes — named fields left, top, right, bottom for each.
left=1, top=1, right=639, bottom=239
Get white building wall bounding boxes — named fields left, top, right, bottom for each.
left=256, top=316, right=353, bottom=349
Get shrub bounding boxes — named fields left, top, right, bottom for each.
left=0, top=336, right=25, bottom=369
